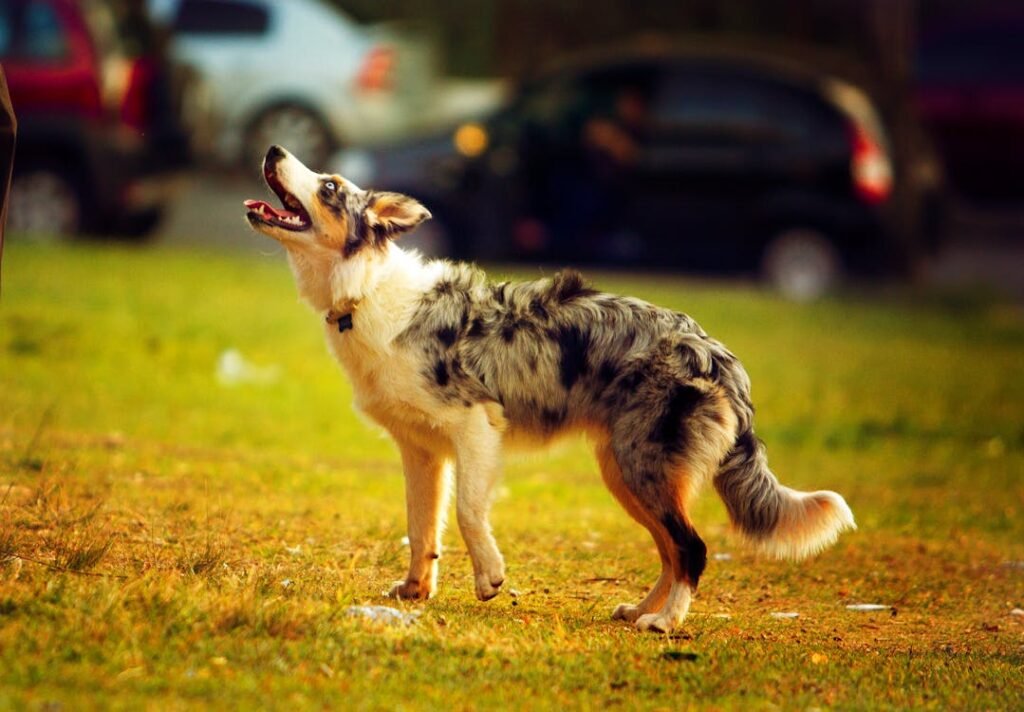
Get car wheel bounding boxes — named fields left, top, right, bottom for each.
left=8, top=167, right=83, bottom=238
left=762, top=228, right=842, bottom=301
left=245, top=105, right=334, bottom=169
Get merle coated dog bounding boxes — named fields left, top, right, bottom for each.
left=245, top=145, right=855, bottom=633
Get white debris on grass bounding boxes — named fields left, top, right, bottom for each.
left=770, top=611, right=800, bottom=619
left=712, top=552, right=732, bottom=561
left=280, top=578, right=294, bottom=589
left=846, top=603, right=890, bottom=612
left=216, top=348, right=280, bottom=386
left=1011, top=608, right=1024, bottom=617
left=345, top=605, right=420, bottom=626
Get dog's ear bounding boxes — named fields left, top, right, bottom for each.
left=365, top=191, right=431, bottom=240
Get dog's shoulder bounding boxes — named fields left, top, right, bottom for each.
left=424, top=259, right=490, bottom=300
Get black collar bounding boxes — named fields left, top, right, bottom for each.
left=326, top=311, right=353, bottom=333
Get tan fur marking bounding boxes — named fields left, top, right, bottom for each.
left=310, top=200, right=350, bottom=250
left=365, top=192, right=431, bottom=235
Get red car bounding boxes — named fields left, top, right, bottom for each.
left=1, top=0, right=191, bottom=236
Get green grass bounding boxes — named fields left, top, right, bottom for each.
left=1, top=241, right=1023, bottom=710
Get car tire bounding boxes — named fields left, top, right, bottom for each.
left=8, top=164, right=85, bottom=238
left=762, top=228, right=842, bottom=301
left=245, top=104, right=334, bottom=169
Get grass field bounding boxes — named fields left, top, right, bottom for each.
left=1, top=241, right=1023, bottom=710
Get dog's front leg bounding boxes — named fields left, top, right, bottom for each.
left=387, top=439, right=451, bottom=601
left=453, top=406, right=505, bottom=601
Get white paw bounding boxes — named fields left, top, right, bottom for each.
left=611, top=603, right=642, bottom=623
left=474, top=572, right=504, bottom=601
left=635, top=613, right=675, bottom=633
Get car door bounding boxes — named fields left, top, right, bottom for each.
left=632, top=65, right=785, bottom=267
left=635, top=63, right=840, bottom=269
left=463, top=70, right=597, bottom=260
left=471, top=62, right=666, bottom=262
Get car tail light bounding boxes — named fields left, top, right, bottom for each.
left=120, top=58, right=154, bottom=132
left=101, top=56, right=151, bottom=132
left=848, top=121, right=893, bottom=205
left=356, top=45, right=396, bottom=92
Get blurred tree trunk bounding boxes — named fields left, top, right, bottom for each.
left=867, top=0, right=916, bottom=84
left=866, top=0, right=921, bottom=248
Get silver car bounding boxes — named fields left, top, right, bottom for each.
left=152, top=0, right=438, bottom=167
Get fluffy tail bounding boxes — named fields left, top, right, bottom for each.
left=714, top=429, right=855, bottom=560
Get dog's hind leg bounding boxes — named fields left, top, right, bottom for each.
left=388, top=439, right=452, bottom=600
left=610, top=455, right=706, bottom=634
left=633, top=496, right=704, bottom=634
left=610, top=384, right=738, bottom=633
left=595, top=439, right=673, bottom=623
left=452, top=405, right=506, bottom=601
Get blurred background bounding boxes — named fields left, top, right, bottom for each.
left=3, top=0, right=1024, bottom=299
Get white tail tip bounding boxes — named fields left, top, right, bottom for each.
left=754, top=488, right=856, bottom=560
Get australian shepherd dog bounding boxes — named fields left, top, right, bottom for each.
left=245, top=145, right=855, bottom=633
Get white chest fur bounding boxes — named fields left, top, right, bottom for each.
left=322, top=249, right=454, bottom=443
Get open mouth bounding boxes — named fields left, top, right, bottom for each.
left=245, top=167, right=312, bottom=232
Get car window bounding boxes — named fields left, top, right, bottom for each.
left=487, top=75, right=571, bottom=149
left=502, top=64, right=659, bottom=143
left=0, top=0, right=67, bottom=61
left=512, top=77, right=578, bottom=128
left=653, top=68, right=832, bottom=141
left=174, top=0, right=270, bottom=36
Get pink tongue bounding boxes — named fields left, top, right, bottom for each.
left=244, top=199, right=297, bottom=219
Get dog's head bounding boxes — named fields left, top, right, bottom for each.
left=245, top=145, right=431, bottom=308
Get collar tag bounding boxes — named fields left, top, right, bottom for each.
left=327, top=311, right=353, bottom=333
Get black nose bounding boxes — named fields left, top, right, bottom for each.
left=265, top=145, right=285, bottom=162
left=263, top=145, right=286, bottom=176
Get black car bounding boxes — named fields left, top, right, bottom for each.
left=338, top=46, right=945, bottom=298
